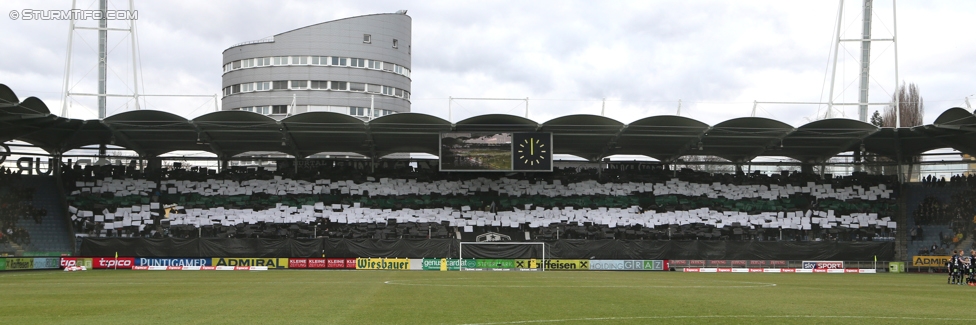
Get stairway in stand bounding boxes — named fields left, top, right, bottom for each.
left=17, top=175, right=72, bottom=255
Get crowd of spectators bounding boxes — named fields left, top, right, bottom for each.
left=912, top=173, right=976, bottom=255
left=920, top=173, right=976, bottom=188
left=0, top=167, right=37, bottom=248
left=60, top=159, right=900, bottom=242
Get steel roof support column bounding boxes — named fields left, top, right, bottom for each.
left=188, top=121, right=225, bottom=159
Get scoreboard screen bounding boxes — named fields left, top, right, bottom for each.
left=439, top=132, right=552, bottom=172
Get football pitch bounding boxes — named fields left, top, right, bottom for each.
left=0, top=270, right=970, bottom=324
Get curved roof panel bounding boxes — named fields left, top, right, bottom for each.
left=15, top=97, right=50, bottom=115
left=370, top=113, right=452, bottom=156
left=777, top=118, right=879, bottom=161
left=613, top=116, right=710, bottom=161
left=281, top=112, right=368, bottom=157
left=0, top=84, right=18, bottom=106
left=700, top=117, right=794, bottom=162
left=4, top=84, right=976, bottom=166
left=541, top=115, right=624, bottom=161
left=455, top=114, right=538, bottom=132
left=933, top=107, right=976, bottom=126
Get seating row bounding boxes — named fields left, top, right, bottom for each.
left=71, top=176, right=895, bottom=202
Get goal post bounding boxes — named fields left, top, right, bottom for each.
left=458, top=242, right=546, bottom=271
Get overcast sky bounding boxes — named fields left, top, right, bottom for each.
left=2, top=0, right=974, bottom=127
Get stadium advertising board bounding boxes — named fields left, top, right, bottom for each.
left=707, top=260, right=730, bottom=267
left=589, top=260, right=668, bottom=271
left=307, top=258, right=327, bottom=269
left=92, top=257, right=135, bottom=269
left=801, top=261, right=844, bottom=269
left=590, top=260, right=625, bottom=270
left=0, top=258, right=5, bottom=271
left=135, top=258, right=211, bottom=267
left=356, top=258, right=410, bottom=270
left=326, top=258, right=356, bottom=269
left=544, top=259, right=589, bottom=270
left=289, top=258, right=308, bottom=269
left=7, top=257, right=34, bottom=270
left=6, top=258, right=33, bottom=270
left=475, top=259, right=516, bottom=269
left=513, top=259, right=541, bottom=269
left=439, top=132, right=553, bottom=172
left=912, top=255, right=951, bottom=267
left=421, top=258, right=477, bottom=271
left=643, top=260, right=668, bottom=271
left=33, top=257, right=59, bottom=269
left=211, top=258, right=288, bottom=269
left=60, top=257, right=92, bottom=268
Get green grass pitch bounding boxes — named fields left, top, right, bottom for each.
left=0, top=270, right=971, bottom=324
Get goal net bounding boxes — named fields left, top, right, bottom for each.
left=458, top=242, right=546, bottom=271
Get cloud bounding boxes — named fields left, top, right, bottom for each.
left=1, top=0, right=974, bottom=127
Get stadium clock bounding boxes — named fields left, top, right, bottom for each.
left=512, top=132, right=552, bottom=171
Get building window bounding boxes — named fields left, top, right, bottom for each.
left=223, top=87, right=231, bottom=96
left=331, top=57, right=347, bottom=66
left=240, top=83, right=253, bottom=92
left=367, top=84, right=381, bottom=93
left=373, top=109, right=381, bottom=118
left=290, top=80, right=308, bottom=89
left=292, top=56, right=308, bottom=65
left=223, top=63, right=232, bottom=72
left=242, top=59, right=254, bottom=68
left=231, top=84, right=240, bottom=94
left=256, top=57, right=270, bottom=66
left=256, top=81, right=270, bottom=91
left=331, top=81, right=347, bottom=91
left=382, top=86, right=393, bottom=96
left=350, top=107, right=368, bottom=116
left=232, top=60, right=241, bottom=69
left=395, top=88, right=403, bottom=97
left=311, top=56, right=321, bottom=65
left=256, top=106, right=270, bottom=115
left=272, top=81, right=288, bottom=90
left=273, top=56, right=289, bottom=65
left=393, top=39, right=398, bottom=49
left=349, top=82, right=366, bottom=92
left=350, top=58, right=365, bottom=68
left=363, top=34, right=371, bottom=43
left=310, top=81, right=328, bottom=89
left=383, top=63, right=394, bottom=72
left=272, top=105, right=288, bottom=115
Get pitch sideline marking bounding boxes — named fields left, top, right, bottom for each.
left=383, top=279, right=776, bottom=289
left=456, top=315, right=976, bottom=325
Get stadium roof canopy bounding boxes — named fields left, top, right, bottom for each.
left=3, top=83, right=976, bottom=163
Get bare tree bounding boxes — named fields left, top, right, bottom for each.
left=881, top=82, right=924, bottom=128
left=866, top=82, right=924, bottom=179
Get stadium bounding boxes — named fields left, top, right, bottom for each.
left=3, top=3, right=976, bottom=325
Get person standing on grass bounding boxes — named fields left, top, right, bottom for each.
left=948, top=250, right=959, bottom=284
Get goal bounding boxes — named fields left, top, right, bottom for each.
left=458, top=242, right=546, bottom=271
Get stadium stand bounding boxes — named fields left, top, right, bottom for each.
left=61, top=162, right=899, bottom=243
left=907, top=176, right=976, bottom=256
